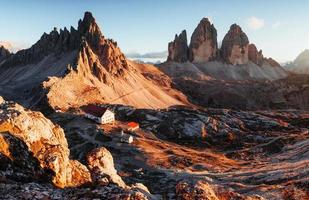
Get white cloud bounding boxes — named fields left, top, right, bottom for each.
left=272, top=21, right=281, bottom=29
left=246, top=16, right=265, bottom=30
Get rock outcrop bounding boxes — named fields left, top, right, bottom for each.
left=0, top=97, right=91, bottom=188
left=221, top=24, right=249, bottom=65
left=86, top=147, right=126, bottom=188
left=167, top=30, right=189, bottom=62
left=189, top=18, right=218, bottom=63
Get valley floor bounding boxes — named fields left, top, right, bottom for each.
left=47, top=106, right=309, bottom=199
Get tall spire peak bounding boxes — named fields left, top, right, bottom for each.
left=78, top=11, right=103, bottom=37
left=189, top=17, right=218, bottom=63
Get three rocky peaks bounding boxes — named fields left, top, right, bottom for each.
left=168, top=18, right=280, bottom=67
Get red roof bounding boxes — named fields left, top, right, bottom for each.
left=127, top=122, right=139, bottom=128
left=82, top=105, right=109, bottom=117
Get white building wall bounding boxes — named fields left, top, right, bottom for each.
left=101, top=110, right=115, bottom=124
left=85, top=109, right=115, bottom=124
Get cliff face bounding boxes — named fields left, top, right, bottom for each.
left=167, top=18, right=218, bottom=63
left=167, top=30, right=189, bottom=62
left=221, top=24, right=249, bottom=65
left=248, top=44, right=264, bottom=66
left=189, top=18, right=218, bottom=63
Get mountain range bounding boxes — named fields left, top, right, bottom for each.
left=0, top=12, right=189, bottom=111
left=0, top=12, right=309, bottom=200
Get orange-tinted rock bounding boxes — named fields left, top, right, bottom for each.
left=189, top=18, right=218, bottom=63
left=86, top=147, right=126, bottom=187
left=175, top=180, right=219, bottom=200
left=0, top=97, right=91, bottom=188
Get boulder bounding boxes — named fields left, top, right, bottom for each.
left=175, top=180, right=219, bottom=200
left=189, top=18, right=218, bottom=63
left=86, top=147, right=126, bottom=188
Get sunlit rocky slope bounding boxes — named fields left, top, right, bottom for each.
left=0, top=12, right=188, bottom=111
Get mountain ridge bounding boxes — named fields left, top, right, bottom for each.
left=167, top=18, right=283, bottom=69
left=0, top=12, right=189, bottom=110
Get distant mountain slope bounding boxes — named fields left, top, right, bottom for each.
left=0, top=12, right=189, bottom=110
left=159, top=60, right=287, bottom=81
left=286, top=49, right=309, bottom=74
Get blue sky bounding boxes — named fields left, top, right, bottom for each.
left=0, top=0, right=308, bottom=62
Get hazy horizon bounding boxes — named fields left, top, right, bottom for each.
left=1, top=0, right=309, bottom=62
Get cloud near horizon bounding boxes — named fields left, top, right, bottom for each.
left=125, top=51, right=168, bottom=59
left=246, top=16, right=265, bottom=30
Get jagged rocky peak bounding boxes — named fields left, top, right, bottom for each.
left=0, top=45, right=10, bottom=62
left=248, top=43, right=264, bottom=66
left=221, top=23, right=249, bottom=65
left=77, top=11, right=104, bottom=49
left=248, top=43, right=281, bottom=67
left=189, top=18, right=218, bottom=63
left=167, top=30, right=189, bottom=62
left=1, top=11, right=128, bottom=76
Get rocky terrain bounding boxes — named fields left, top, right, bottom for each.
left=39, top=102, right=308, bottom=199
left=0, top=96, right=154, bottom=199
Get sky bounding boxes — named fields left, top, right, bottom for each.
left=0, top=0, right=309, bottom=62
